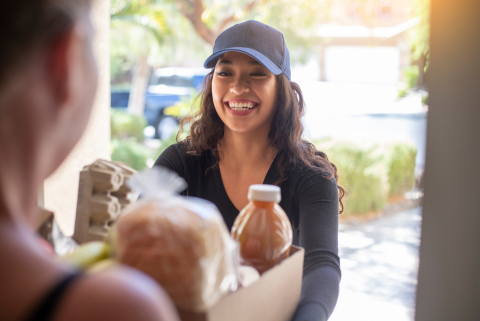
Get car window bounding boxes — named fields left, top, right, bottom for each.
left=157, top=75, right=194, bottom=88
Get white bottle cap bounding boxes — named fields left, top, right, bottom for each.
left=248, top=184, right=281, bottom=202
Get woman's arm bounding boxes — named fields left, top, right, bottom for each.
left=292, top=171, right=341, bottom=321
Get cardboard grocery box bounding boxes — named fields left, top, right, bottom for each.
left=179, top=245, right=304, bottom=321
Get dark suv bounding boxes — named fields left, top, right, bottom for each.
left=111, top=67, right=208, bottom=139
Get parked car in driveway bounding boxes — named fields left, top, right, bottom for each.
left=111, top=67, right=209, bottom=139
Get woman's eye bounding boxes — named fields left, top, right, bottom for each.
left=216, top=71, right=231, bottom=76
left=251, top=72, right=267, bottom=77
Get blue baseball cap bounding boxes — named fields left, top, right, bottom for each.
left=204, top=20, right=291, bottom=80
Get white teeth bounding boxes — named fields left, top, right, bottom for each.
left=227, top=102, right=256, bottom=109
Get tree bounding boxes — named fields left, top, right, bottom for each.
left=172, top=0, right=261, bottom=46
left=111, top=0, right=171, bottom=115
left=170, top=0, right=330, bottom=64
left=258, top=0, right=332, bottom=63
left=409, top=0, right=430, bottom=88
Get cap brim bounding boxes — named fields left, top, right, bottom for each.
left=203, top=47, right=283, bottom=75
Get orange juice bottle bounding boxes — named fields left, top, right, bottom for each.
left=231, top=184, right=293, bottom=274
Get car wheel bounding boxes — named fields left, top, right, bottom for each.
left=155, top=115, right=178, bottom=140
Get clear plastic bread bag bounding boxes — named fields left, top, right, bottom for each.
left=111, top=166, right=239, bottom=312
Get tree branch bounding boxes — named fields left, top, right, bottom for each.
left=214, top=0, right=260, bottom=36
left=174, top=0, right=215, bottom=46
left=174, top=0, right=194, bottom=21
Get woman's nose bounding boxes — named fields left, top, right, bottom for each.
left=230, top=76, right=250, bottom=95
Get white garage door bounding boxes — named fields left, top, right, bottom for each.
left=324, top=46, right=400, bottom=84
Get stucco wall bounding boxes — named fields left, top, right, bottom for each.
left=44, top=0, right=110, bottom=235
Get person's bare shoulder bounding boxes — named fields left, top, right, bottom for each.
left=54, top=265, right=180, bottom=321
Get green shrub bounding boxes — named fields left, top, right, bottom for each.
left=386, top=143, right=417, bottom=195
left=164, top=91, right=201, bottom=118
left=398, top=66, right=420, bottom=99
left=398, top=88, right=408, bottom=98
left=156, top=129, right=179, bottom=157
left=323, top=144, right=389, bottom=216
left=404, top=65, right=419, bottom=89
left=111, top=139, right=152, bottom=171
left=421, top=94, right=428, bottom=106
left=111, top=109, right=146, bottom=141
left=319, top=141, right=417, bottom=216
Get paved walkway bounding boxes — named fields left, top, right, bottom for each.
left=329, top=207, right=422, bottom=321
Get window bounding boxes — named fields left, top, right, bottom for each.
left=378, top=1, right=392, bottom=18
left=349, top=1, right=365, bottom=18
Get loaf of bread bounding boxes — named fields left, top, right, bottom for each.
left=115, top=196, right=238, bottom=312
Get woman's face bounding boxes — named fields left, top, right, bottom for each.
left=212, top=51, right=277, bottom=135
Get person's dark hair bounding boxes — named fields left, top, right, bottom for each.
left=177, top=70, right=345, bottom=214
left=0, top=0, right=90, bottom=87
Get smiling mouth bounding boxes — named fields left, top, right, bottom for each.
left=225, top=101, right=258, bottom=111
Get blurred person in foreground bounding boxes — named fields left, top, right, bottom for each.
left=0, top=1, right=179, bottom=321
left=156, top=20, right=344, bottom=321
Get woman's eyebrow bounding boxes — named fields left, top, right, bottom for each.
left=248, top=60, right=261, bottom=65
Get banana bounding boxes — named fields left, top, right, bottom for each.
left=105, top=224, right=118, bottom=258
left=87, top=258, right=118, bottom=274
left=59, top=241, right=111, bottom=270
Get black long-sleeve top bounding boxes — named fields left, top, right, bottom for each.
left=155, top=143, right=341, bottom=321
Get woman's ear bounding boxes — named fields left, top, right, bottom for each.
left=47, top=28, right=75, bottom=107
left=46, top=15, right=97, bottom=119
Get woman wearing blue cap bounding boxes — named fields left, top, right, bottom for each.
left=156, top=20, right=344, bottom=321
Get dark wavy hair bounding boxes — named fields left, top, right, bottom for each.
left=177, top=70, right=345, bottom=214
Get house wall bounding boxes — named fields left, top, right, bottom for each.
left=328, top=0, right=412, bottom=27
left=318, top=0, right=413, bottom=82
left=318, top=34, right=410, bottom=82
left=43, top=0, right=111, bottom=235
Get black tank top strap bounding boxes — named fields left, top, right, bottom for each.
left=25, top=272, right=82, bottom=321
